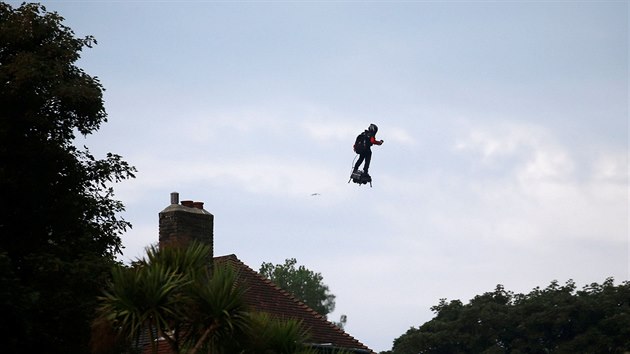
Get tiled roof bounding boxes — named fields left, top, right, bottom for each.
left=215, top=254, right=375, bottom=353
left=141, top=254, right=375, bottom=354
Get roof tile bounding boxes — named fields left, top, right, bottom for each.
left=142, top=254, right=376, bottom=354
left=215, top=254, right=374, bottom=353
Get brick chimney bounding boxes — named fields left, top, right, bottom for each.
left=159, top=192, right=213, bottom=258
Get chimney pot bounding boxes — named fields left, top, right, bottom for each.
left=170, top=192, right=179, bottom=205
left=181, top=200, right=194, bottom=208
left=193, top=201, right=204, bottom=210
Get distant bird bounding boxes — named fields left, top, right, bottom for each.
left=310, top=193, right=321, bottom=196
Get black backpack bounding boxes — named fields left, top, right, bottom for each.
left=353, top=132, right=370, bottom=154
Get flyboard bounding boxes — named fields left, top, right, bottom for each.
left=348, top=169, right=372, bottom=187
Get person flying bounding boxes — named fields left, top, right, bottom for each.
left=353, top=123, right=383, bottom=177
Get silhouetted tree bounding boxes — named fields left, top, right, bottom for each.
left=0, top=3, right=135, bottom=353
left=386, top=278, right=630, bottom=354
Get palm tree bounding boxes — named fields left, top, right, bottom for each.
left=245, top=312, right=317, bottom=354
left=181, top=259, right=251, bottom=354
left=92, top=242, right=314, bottom=354
left=92, top=245, right=195, bottom=354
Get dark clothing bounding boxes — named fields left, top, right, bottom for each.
left=353, top=132, right=383, bottom=174
left=354, top=149, right=372, bottom=173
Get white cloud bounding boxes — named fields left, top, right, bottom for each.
left=455, top=123, right=546, bottom=161
left=386, top=126, right=415, bottom=146
left=519, top=148, right=574, bottom=182
left=455, top=122, right=577, bottom=181
left=302, top=120, right=359, bottom=143
left=450, top=123, right=627, bottom=248
left=592, top=151, right=628, bottom=184
left=117, top=151, right=351, bottom=201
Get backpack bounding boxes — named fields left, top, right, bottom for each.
left=353, top=132, right=370, bottom=154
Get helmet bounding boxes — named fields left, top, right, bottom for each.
left=368, top=124, right=378, bottom=135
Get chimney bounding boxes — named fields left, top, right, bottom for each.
left=158, top=192, right=213, bottom=258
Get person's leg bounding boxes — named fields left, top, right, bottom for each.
left=363, top=150, right=372, bottom=174
left=354, top=153, right=365, bottom=172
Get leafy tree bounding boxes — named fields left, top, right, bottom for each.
left=0, top=3, right=135, bottom=353
left=94, top=242, right=316, bottom=354
left=385, top=278, right=630, bottom=354
left=260, top=258, right=337, bottom=317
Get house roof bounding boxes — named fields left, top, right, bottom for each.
left=140, top=254, right=375, bottom=354
left=215, top=254, right=375, bottom=353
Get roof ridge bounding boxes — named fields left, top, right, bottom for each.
left=214, top=254, right=372, bottom=352
left=226, top=256, right=319, bottom=311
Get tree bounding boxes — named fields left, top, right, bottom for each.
left=93, top=243, right=249, bottom=354
left=385, top=278, right=630, bottom=354
left=0, top=3, right=135, bottom=353
left=260, top=258, right=336, bottom=317
left=93, top=242, right=317, bottom=354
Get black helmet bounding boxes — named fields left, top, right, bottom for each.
left=368, top=124, right=378, bottom=135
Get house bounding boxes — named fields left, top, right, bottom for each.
left=149, top=192, right=375, bottom=354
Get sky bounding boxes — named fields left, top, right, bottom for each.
left=11, top=1, right=629, bottom=351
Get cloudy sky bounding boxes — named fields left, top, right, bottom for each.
left=15, top=1, right=628, bottom=351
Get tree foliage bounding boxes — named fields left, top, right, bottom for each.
left=260, top=258, right=336, bottom=317
left=385, top=278, right=630, bottom=354
left=93, top=242, right=317, bottom=354
left=0, top=3, right=135, bottom=353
